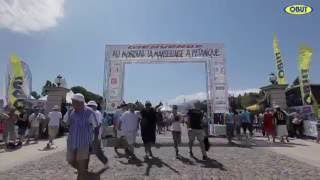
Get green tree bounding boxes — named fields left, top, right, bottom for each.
left=71, top=86, right=103, bottom=103
left=41, top=80, right=53, bottom=96
left=31, top=91, right=41, bottom=99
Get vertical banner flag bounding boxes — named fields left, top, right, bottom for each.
left=6, top=54, right=32, bottom=111
left=273, top=34, right=287, bottom=84
left=298, top=44, right=313, bottom=105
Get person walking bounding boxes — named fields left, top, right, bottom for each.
left=263, top=108, right=275, bottom=142
left=140, top=101, right=162, bottom=159
left=17, top=111, right=29, bottom=145
left=63, top=93, right=99, bottom=180
left=274, top=106, right=289, bottom=143
left=118, top=103, right=139, bottom=158
left=291, top=112, right=303, bottom=138
left=241, top=109, right=251, bottom=138
left=224, top=110, right=234, bottom=144
left=169, top=105, right=182, bottom=158
left=47, top=105, right=62, bottom=148
left=87, top=100, right=109, bottom=168
left=2, top=106, right=18, bottom=146
left=27, top=107, right=46, bottom=144
left=186, top=104, right=208, bottom=160
left=113, top=103, right=128, bottom=153
left=234, top=111, right=241, bottom=140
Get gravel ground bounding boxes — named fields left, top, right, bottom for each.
left=1, top=136, right=320, bottom=180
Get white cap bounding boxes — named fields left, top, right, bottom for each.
left=87, top=100, right=97, bottom=107
left=71, top=93, right=85, bottom=103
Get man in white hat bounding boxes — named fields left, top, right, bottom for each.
left=63, top=93, right=99, bottom=180
left=87, top=100, right=109, bottom=168
left=47, top=105, right=62, bottom=147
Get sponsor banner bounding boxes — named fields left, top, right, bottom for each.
left=273, top=35, right=287, bottom=85
left=107, top=44, right=223, bottom=61
left=298, top=45, right=313, bottom=105
left=303, top=121, right=318, bottom=137
left=6, top=54, right=32, bottom=111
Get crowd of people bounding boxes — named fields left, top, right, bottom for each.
left=0, top=104, right=62, bottom=150
left=1, top=93, right=320, bottom=180
left=223, top=105, right=313, bottom=144
left=57, top=93, right=210, bottom=180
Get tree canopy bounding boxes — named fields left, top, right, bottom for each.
left=71, top=86, right=103, bottom=103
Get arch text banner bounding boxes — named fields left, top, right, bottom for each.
left=104, top=43, right=228, bottom=116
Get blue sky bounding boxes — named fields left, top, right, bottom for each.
left=0, top=0, right=319, bottom=104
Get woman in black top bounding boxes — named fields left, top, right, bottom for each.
left=17, top=112, right=29, bottom=144
left=140, top=101, right=162, bottom=159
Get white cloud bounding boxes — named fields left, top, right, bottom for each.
left=167, top=92, right=207, bottom=105
left=0, top=0, right=64, bottom=33
left=167, top=88, right=260, bottom=105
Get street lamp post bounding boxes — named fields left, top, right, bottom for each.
left=55, top=75, right=63, bottom=87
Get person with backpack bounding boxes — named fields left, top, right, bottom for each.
left=186, top=104, right=208, bottom=160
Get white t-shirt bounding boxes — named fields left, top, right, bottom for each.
left=169, top=113, right=182, bottom=132
left=119, top=111, right=139, bottom=132
left=29, top=113, right=46, bottom=127
left=95, top=110, right=102, bottom=124
left=48, top=111, right=62, bottom=127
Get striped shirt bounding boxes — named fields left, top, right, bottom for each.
left=63, top=107, right=98, bottom=150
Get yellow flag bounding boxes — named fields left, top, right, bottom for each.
left=8, top=54, right=26, bottom=109
left=273, top=34, right=287, bottom=84
left=298, top=45, right=313, bottom=105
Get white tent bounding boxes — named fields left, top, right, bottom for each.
left=39, top=95, right=48, bottom=101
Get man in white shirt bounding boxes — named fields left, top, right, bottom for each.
left=113, top=103, right=128, bottom=153
left=118, top=103, right=139, bottom=158
left=169, top=105, right=183, bottom=158
left=87, top=100, right=109, bottom=168
left=47, top=105, right=62, bottom=147
left=27, top=107, right=46, bottom=144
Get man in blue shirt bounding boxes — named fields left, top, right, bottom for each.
left=63, top=93, right=98, bottom=180
left=241, top=109, right=251, bottom=137
left=224, top=110, right=234, bottom=143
